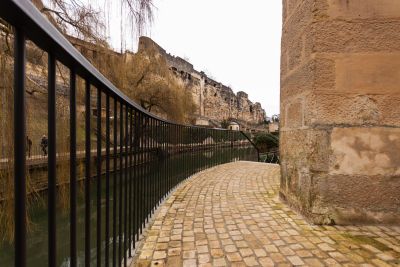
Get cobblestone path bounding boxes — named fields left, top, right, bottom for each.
left=133, top=162, right=400, bottom=267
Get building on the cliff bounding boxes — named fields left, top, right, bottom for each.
left=228, top=122, right=240, bottom=131
left=138, top=37, right=267, bottom=129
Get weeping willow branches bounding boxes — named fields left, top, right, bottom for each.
left=34, top=0, right=154, bottom=48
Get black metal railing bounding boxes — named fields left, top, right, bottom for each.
left=0, top=1, right=259, bottom=266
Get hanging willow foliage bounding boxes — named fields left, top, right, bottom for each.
left=34, top=0, right=153, bottom=48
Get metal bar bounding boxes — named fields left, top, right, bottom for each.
left=134, top=110, right=139, bottom=242
left=150, top=118, right=154, bottom=212
left=128, top=107, right=133, bottom=255
left=118, top=103, right=123, bottom=265
left=48, top=52, right=57, bottom=267
left=112, top=99, right=118, bottom=267
left=240, top=131, right=259, bottom=161
left=139, top=111, right=144, bottom=234
left=84, top=80, right=91, bottom=267
left=145, top=117, right=149, bottom=223
left=157, top=120, right=161, bottom=205
left=105, top=95, right=110, bottom=267
left=13, top=28, right=27, bottom=267
left=96, top=88, right=102, bottom=267
left=124, top=105, right=128, bottom=267
left=167, top=124, right=170, bottom=194
left=153, top=119, right=157, bottom=211
left=69, top=69, right=77, bottom=267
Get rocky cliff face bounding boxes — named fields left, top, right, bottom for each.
left=138, top=37, right=267, bottom=126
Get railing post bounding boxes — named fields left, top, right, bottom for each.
left=113, top=99, right=118, bottom=267
left=128, top=107, right=133, bottom=257
left=84, top=80, right=91, bottom=267
left=124, top=103, right=128, bottom=267
left=69, top=69, right=77, bottom=267
left=96, top=88, right=102, bottom=267
left=118, top=102, right=123, bottom=265
left=48, top=52, right=57, bottom=267
left=105, top=94, right=110, bottom=267
left=14, top=27, right=27, bottom=267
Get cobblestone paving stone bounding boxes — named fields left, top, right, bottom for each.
left=132, top=162, right=400, bottom=267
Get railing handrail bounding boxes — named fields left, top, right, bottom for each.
left=240, top=131, right=260, bottom=161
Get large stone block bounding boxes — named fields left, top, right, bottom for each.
left=284, top=100, right=304, bottom=128
left=281, top=57, right=335, bottom=100
left=281, top=59, right=317, bottom=99
left=305, top=93, right=400, bottom=127
left=280, top=128, right=331, bottom=218
left=312, top=20, right=400, bottom=53
left=314, top=173, right=400, bottom=224
left=287, top=38, right=303, bottom=71
left=282, top=0, right=315, bottom=44
left=330, top=127, right=400, bottom=176
left=327, top=0, right=400, bottom=19
left=335, top=53, right=400, bottom=94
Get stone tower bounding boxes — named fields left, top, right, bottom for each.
left=280, top=0, right=400, bottom=224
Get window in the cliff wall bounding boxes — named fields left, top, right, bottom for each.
left=188, top=74, right=192, bottom=80
left=214, top=93, right=217, bottom=97
left=250, top=106, right=254, bottom=113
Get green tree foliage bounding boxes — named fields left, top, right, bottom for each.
left=253, top=133, right=279, bottom=152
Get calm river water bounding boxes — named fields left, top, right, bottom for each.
left=0, top=147, right=256, bottom=266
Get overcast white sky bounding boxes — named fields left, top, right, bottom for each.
left=105, top=0, right=282, bottom=116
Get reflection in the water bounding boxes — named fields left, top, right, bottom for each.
left=0, top=147, right=256, bottom=267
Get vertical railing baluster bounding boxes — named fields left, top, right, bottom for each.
left=167, top=124, right=171, bottom=193
left=128, top=108, right=133, bottom=257
left=164, top=123, right=168, bottom=195
left=96, top=88, right=102, bottom=267
left=133, top=109, right=139, bottom=244
left=118, top=102, right=123, bottom=265
left=180, top=126, right=183, bottom=179
left=14, top=28, right=27, bottom=267
left=112, top=99, right=118, bottom=267
left=145, top=117, right=149, bottom=220
left=124, top=105, right=128, bottom=267
left=157, top=120, right=161, bottom=205
left=145, top=117, right=150, bottom=223
left=84, top=80, right=91, bottom=267
left=105, top=95, right=110, bottom=267
left=48, top=52, right=57, bottom=267
left=151, top=118, right=155, bottom=212
left=139, top=112, right=143, bottom=235
left=134, top=110, right=139, bottom=243
left=70, top=69, right=77, bottom=267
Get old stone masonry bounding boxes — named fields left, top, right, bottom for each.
left=138, top=37, right=267, bottom=127
left=132, top=162, right=400, bottom=267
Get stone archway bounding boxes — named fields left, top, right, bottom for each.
left=280, top=0, right=400, bottom=224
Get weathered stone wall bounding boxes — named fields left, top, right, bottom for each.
left=138, top=37, right=267, bottom=126
left=280, top=0, right=400, bottom=224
